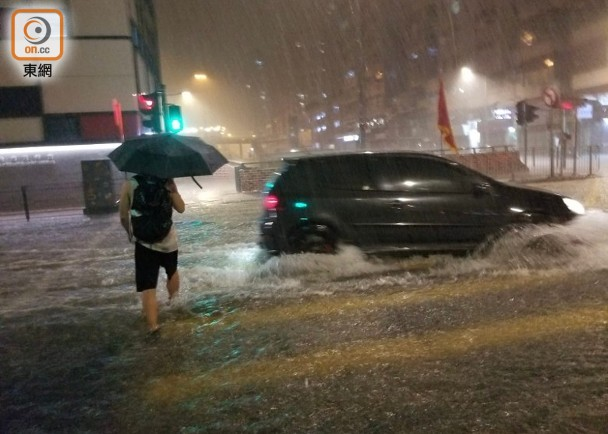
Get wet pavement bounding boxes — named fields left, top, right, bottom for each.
left=2, top=173, right=608, bottom=432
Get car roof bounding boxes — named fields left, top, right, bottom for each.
left=281, top=150, right=449, bottom=163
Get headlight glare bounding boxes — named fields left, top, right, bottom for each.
left=562, top=198, right=585, bottom=215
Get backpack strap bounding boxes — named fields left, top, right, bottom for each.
left=126, top=177, right=139, bottom=242
left=128, top=177, right=141, bottom=215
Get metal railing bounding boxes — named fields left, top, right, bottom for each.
left=0, top=179, right=124, bottom=221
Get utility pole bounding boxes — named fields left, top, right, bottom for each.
left=523, top=107, right=528, bottom=166
left=354, top=0, right=366, bottom=150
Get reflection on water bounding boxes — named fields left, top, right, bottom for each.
left=3, top=200, right=608, bottom=315
left=2, top=196, right=608, bottom=431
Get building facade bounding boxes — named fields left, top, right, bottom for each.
left=382, top=0, right=608, bottom=153
left=261, top=0, right=608, bottom=158
left=0, top=0, right=161, bottom=146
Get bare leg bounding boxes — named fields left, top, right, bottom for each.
left=167, top=270, right=180, bottom=303
left=140, top=288, right=159, bottom=332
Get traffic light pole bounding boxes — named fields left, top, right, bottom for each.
left=155, top=87, right=185, bottom=133
left=560, top=108, right=567, bottom=176
left=523, top=104, right=528, bottom=166
left=159, top=84, right=168, bottom=133
left=548, top=109, right=555, bottom=178
left=517, top=100, right=541, bottom=170
left=573, top=113, right=578, bottom=176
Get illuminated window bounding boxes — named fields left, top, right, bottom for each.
left=520, top=31, right=535, bottom=46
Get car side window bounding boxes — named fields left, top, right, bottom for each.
left=312, top=157, right=373, bottom=191
left=368, top=156, right=470, bottom=193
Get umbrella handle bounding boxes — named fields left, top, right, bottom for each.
left=191, top=176, right=203, bottom=189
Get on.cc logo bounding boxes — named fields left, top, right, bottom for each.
left=23, top=16, right=52, bottom=45
left=11, top=9, right=64, bottom=61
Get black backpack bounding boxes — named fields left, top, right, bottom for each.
left=130, top=175, right=173, bottom=243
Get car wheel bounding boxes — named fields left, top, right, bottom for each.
left=289, top=224, right=337, bottom=254
left=472, top=224, right=526, bottom=257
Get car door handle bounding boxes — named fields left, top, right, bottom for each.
left=389, top=201, right=403, bottom=209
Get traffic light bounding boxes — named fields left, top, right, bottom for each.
left=166, top=104, right=184, bottom=133
left=137, top=92, right=161, bottom=132
left=516, top=101, right=525, bottom=125
left=515, top=100, right=539, bottom=125
left=525, top=104, right=539, bottom=123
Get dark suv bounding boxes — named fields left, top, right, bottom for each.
left=259, top=152, right=585, bottom=255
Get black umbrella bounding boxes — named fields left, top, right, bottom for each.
left=108, top=134, right=228, bottom=182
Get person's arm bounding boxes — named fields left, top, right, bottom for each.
left=166, top=179, right=185, bottom=213
left=118, top=181, right=132, bottom=236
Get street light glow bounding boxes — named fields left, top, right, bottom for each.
left=460, top=66, right=475, bottom=83
left=181, top=91, right=194, bottom=103
left=194, top=73, right=208, bottom=81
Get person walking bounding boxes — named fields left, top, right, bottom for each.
left=119, top=175, right=185, bottom=334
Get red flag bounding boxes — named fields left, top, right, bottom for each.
left=112, top=98, right=124, bottom=142
left=437, top=79, right=458, bottom=154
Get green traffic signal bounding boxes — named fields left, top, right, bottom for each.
left=166, top=104, right=184, bottom=133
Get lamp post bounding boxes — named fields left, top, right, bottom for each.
left=354, top=0, right=367, bottom=150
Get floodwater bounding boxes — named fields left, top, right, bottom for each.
left=2, top=177, right=608, bottom=432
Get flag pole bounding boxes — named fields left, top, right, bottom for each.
left=438, top=65, right=444, bottom=155
left=438, top=78, right=459, bottom=155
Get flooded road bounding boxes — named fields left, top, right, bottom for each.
left=2, top=177, right=608, bottom=432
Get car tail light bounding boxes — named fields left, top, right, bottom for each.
left=263, top=194, right=279, bottom=210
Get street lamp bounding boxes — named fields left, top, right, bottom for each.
left=165, top=89, right=215, bottom=136
left=180, top=91, right=194, bottom=104
left=459, top=67, right=486, bottom=97
left=460, top=66, right=475, bottom=83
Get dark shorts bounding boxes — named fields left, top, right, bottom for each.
left=135, top=242, right=178, bottom=292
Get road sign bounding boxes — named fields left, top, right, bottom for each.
left=543, top=87, right=559, bottom=108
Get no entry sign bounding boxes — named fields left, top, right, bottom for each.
left=543, top=87, right=559, bottom=108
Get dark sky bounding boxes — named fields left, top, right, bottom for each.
left=152, top=1, right=608, bottom=137
left=154, top=1, right=263, bottom=134
left=154, top=1, right=308, bottom=135
left=153, top=0, right=353, bottom=136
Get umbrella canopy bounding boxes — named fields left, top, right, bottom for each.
left=108, top=134, right=228, bottom=179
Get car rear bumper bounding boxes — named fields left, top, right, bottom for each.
left=258, top=219, right=288, bottom=254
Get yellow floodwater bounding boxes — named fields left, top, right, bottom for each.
left=144, top=271, right=608, bottom=405
left=236, top=272, right=564, bottom=327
